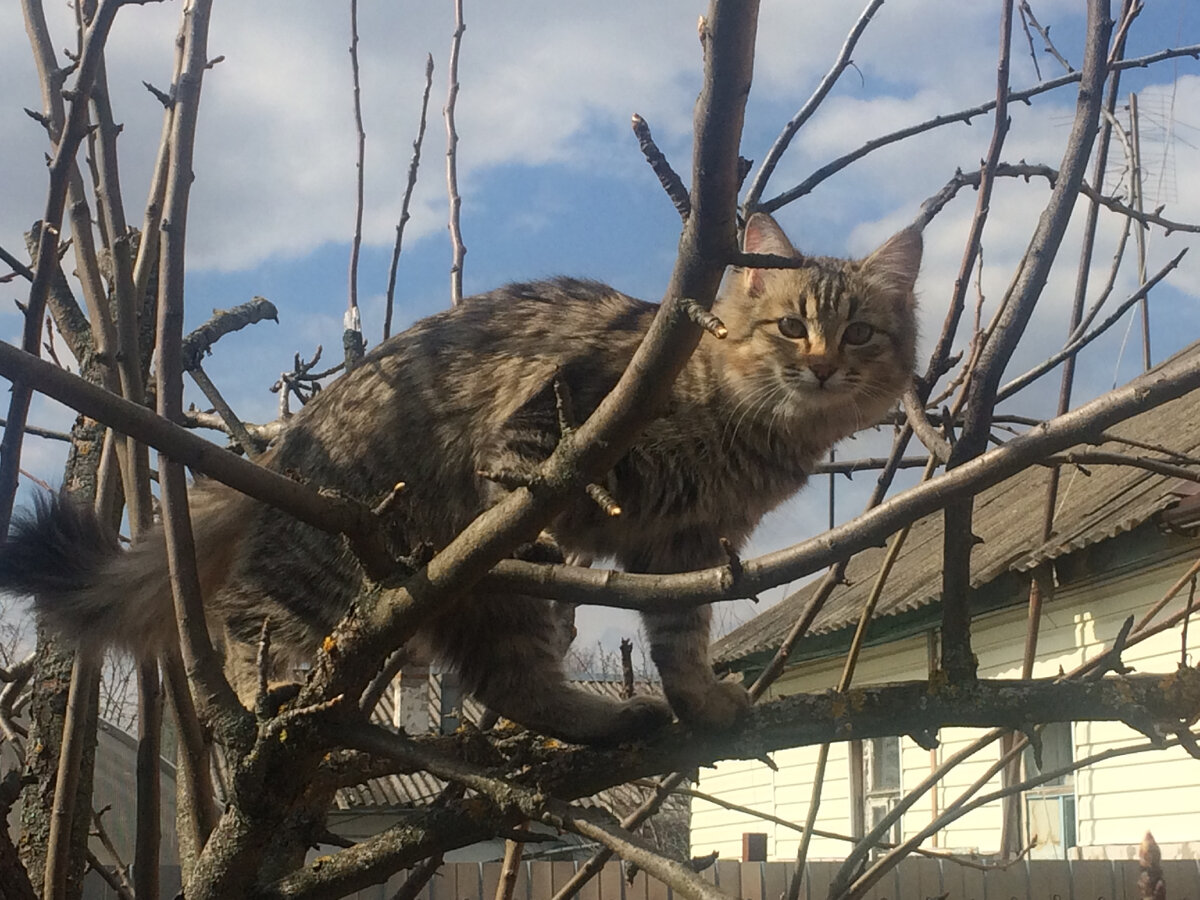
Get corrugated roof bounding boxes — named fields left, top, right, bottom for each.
left=712, top=343, right=1200, bottom=667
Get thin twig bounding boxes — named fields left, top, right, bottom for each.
left=92, top=806, right=135, bottom=898
left=1040, top=449, right=1200, bottom=483
left=188, top=365, right=263, bottom=455
left=85, top=848, right=134, bottom=900
left=44, top=654, right=99, bottom=900
left=759, top=43, right=1200, bottom=213
left=743, top=0, right=885, bottom=211
left=788, top=456, right=938, bottom=900
left=444, top=0, right=466, bottom=306
left=1016, top=1, right=1041, bottom=80
left=2, top=0, right=127, bottom=538
left=385, top=54, right=434, bottom=341
left=182, top=408, right=284, bottom=446
left=1020, top=1, right=1074, bottom=72
left=902, top=386, right=951, bottom=463
left=0, top=418, right=72, bottom=442
left=181, top=296, right=279, bottom=370
left=0, top=653, right=35, bottom=742
left=996, top=249, right=1186, bottom=402
left=632, top=114, right=690, bottom=220
left=920, top=162, right=1200, bottom=235
left=344, top=0, right=367, bottom=368
left=680, top=785, right=1033, bottom=870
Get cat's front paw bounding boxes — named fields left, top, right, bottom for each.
left=611, top=694, right=674, bottom=741
left=675, top=679, right=751, bottom=731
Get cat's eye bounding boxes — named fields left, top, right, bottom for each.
left=777, top=316, right=807, bottom=339
left=843, top=322, right=874, bottom=345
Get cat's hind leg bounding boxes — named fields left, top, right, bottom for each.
left=419, top=592, right=671, bottom=745
left=625, top=532, right=750, bottom=731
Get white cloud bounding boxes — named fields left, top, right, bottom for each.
left=5, top=1, right=1197, bottom=280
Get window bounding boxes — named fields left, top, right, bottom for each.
left=1022, top=722, right=1077, bottom=859
left=851, top=736, right=902, bottom=853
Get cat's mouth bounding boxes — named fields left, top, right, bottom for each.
left=792, top=372, right=849, bottom=395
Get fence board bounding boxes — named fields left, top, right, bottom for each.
left=715, top=860, right=741, bottom=896
left=860, top=863, right=895, bottom=900
left=528, top=858, right=554, bottom=900
left=804, top=861, right=841, bottom=900
left=979, top=857, right=1027, bottom=900
left=627, top=866, right=650, bottom=900
left=573, top=860, right=601, bottom=900
left=739, top=861, right=764, bottom=900
left=426, top=862, right=456, bottom=900
left=135, top=856, right=1200, bottom=900
left=1067, top=859, right=1113, bottom=900
left=1163, top=858, right=1200, bottom=900
left=1115, top=858, right=1141, bottom=900
left=1032, top=858, right=1071, bottom=900
left=761, top=860, right=792, bottom=900
left=552, top=860, right=576, bottom=895
left=950, top=859, right=986, bottom=900
left=914, top=856, right=943, bottom=899
left=481, top=861, right=502, bottom=900
left=647, top=869, right=671, bottom=900
left=598, top=860, right=625, bottom=900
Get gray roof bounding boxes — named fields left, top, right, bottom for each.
left=713, top=344, right=1200, bottom=668
left=3, top=714, right=180, bottom=866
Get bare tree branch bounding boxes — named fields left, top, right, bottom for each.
left=632, top=113, right=690, bottom=221
left=444, top=0, right=465, bottom=306
left=759, top=43, right=1200, bottom=213
left=1, top=0, right=128, bottom=536
left=385, top=54, right=434, bottom=341
left=344, top=0, right=366, bottom=367
left=743, top=0, right=885, bottom=211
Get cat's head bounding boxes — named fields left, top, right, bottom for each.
left=712, top=212, right=921, bottom=428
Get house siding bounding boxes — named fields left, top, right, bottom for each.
left=692, top=549, right=1200, bottom=860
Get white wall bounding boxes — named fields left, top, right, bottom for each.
left=691, top=549, right=1200, bottom=860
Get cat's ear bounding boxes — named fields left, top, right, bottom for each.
left=742, top=213, right=797, bottom=295
left=863, top=225, right=922, bottom=303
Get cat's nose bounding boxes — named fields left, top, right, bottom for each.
left=809, top=362, right=837, bottom=383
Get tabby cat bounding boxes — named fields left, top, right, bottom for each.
left=0, top=213, right=920, bottom=744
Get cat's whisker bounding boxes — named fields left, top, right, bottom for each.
left=722, top=373, right=785, bottom=450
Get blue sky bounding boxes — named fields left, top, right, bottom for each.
left=3, top=1, right=1200, bottom=647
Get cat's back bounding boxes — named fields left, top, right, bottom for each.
left=268, top=278, right=655, bottom=501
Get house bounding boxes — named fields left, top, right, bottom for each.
left=2, top=713, right=181, bottom=898
left=692, top=351, right=1200, bottom=864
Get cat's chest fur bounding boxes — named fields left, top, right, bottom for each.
left=562, top=394, right=818, bottom=557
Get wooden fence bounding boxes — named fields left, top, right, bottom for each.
left=85, top=857, right=1200, bottom=899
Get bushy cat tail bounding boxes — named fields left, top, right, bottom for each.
left=0, top=492, right=177, bottom=656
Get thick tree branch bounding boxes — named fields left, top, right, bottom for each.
left=254, top=670, right=1200, bottom=900
left=941, top=0, right=1111, bottom=682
